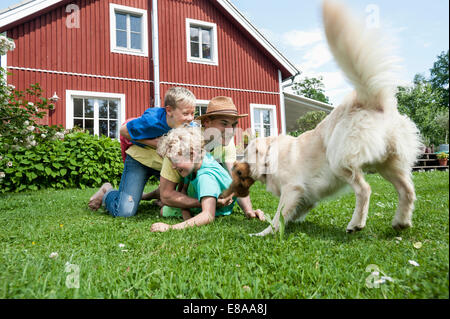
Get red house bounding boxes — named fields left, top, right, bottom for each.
left=0, top=0, right=332, bottom=149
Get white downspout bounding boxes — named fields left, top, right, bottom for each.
left=278, top=69, right=286, bottom=135
left=151, top=0, right=160, bottom=107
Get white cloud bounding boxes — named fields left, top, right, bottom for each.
left=281, top=28, right=323, bottom=49
left=301, top=42, right=333, bottom=71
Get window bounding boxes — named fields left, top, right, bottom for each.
left=186, top=19, right=218, bottom=65
left=110, top=4, right=148, bottom=56
left=195, top=100, right=209, bottom=118
left=66, top=91, right=126, bottom=139
left=250, top=104, right=278, bottom=138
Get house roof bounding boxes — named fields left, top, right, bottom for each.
left=283, top=91, right=334, bottom=132
left=0, top=0, right=299, bottom=79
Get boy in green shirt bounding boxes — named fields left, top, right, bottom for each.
left=150, top=126, right=236, bottom=232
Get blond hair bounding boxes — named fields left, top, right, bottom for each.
left=164, top=87, right=196, bottom=109
left=157, top=125, right=205, bottom=163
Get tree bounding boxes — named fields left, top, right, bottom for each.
left=291, top=76, right=331, bottom=104
left=397, top=73, right=447, bottom=146
left=289, top=110, right=327, bottom=137
left=429, top=50, right=449, bottom=110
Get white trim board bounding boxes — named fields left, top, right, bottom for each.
left=186, top=18, right=219, bottom=66
left=65, top=90, right=126, bottom=136
left=109, top=3, right=149, bottom=57
left=249, top=103, right=278, bottom=137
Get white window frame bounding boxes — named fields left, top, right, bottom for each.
left=110, top=4, right=148, bottom=57
left=195, top=99, right=209, bottom=116
left=250, top=104, right=278, bottom=138
left=65, top=90, right=126, bottom=139
left=186, top=18, right=218, bottom=66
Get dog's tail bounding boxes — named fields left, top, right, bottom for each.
left=322, top=0, right=401, bottom=111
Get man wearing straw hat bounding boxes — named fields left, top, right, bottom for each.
left=158, top=96, right=265, bottom=221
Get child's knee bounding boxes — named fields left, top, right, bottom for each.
left=117, top=195, right=138, bottom=217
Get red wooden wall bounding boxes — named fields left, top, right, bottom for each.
left=4, top=0, right=283, bottom=132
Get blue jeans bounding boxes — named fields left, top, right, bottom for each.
left=103, top=155, right=160, bottom=217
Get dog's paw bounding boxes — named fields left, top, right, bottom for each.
left=392, top=221, right=412, bottom=231
left=346, top=223, right=365, bottom=233
left=249, top=226, right=273, bottom=237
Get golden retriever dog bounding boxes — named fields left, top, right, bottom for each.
left=222, top=0, right=422, bottom=236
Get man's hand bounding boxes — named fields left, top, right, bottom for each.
left=244, top=209, right=266, bottom=221
left=150, top=222, right=171, bottom=232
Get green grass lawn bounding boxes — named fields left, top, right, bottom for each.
left=0, top=171, right=448, bottom=299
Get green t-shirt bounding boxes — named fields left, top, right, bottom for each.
left=185, top=152, right=236, bottom=216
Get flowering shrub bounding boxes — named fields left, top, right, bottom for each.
left=1, top=36, right=123, bottom=190
left=0, top=35, right=69, bottom=187
left=0, top=131, right=123, bottom=192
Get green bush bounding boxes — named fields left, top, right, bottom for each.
left=0, top=131, right=123, bottom=193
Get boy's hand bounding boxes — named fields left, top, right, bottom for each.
left=244, top=209, right=266, bottom=221
left=150, top=222, right=171, bottom=232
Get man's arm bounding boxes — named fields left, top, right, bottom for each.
left=159, top=176, right=202, bottom=209
left=224, top=162, right=265, bottom=221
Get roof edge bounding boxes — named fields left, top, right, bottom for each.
left=215, top=0, right=299, bottom=78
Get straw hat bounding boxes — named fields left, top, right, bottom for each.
left=195, top=96, right=248, bottom=121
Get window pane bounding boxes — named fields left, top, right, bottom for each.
left=264, top=124, right=271, bottom=137
left=254, top=125, right=261, bottom=138
left=99, top=120, right=108, bottom=137
left=85, top=99, right=94, bottom=118
left=254, top=109, right=261, bottom=124
left=74, top=118, right=83, bottom=129
left=85, top=119, right=94, bottom=135
left=109, top=101, right=118, bottom=119
left=130, top=32, right=141, bottom=50
left=263, top=110, right=271, bottom=125
left=190, top=27, right=199, bottom=42
left=73, top=98, right=83, bottom=117
left=201, top=29, right=211, bottom=44
left=201, top=106, right=207, bottom=115
left=115, top=13, right=127, bottom=30
left=202, top=43, right=211, bottom=59
left=109, top=120, right=118, bottom=138
left=99, top=100, right=108, bottom=118
left=130, top=15, right=141, bottom=32
left=190, top=42, right=199, bottom=58
left=116, top=30, right=127, bottom=48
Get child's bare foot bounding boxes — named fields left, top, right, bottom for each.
left=88, top=183, right=112, bottom=210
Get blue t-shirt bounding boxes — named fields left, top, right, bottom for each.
left=126, top=107, right=171, bottom=142
left=184, top=153, right=236, bottom=216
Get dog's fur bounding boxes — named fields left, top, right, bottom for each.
left=223, top=0, right=422, bottom=236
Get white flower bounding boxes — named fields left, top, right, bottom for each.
left=413, top=242, right=422, bottom=249
left=28, top=102, right=34, bottom=107
left=118, top=243, right=125, bottom=248
left=26, top=125, right=35, bottom=131
left=395, top=237, right=402, bottom=241
left=55, top=132, right=64, bottom=139
left=41, top=134, right=46, bottom=138
left=49, top=252, right=58, bottom=259
left=408, top=260, right=420, bottom=267
left=0, top=172, right=5, bottom=179
left=6, top=161, right=12, bottom=167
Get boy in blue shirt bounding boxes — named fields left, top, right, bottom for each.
left=88, top=87, right=196, bottom=218
left=150, top=126, right=236, bottom=232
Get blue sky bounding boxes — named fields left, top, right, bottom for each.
left=233, top=0, right=449, bottom=105
left=1, top=0, right=448, bottom=105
